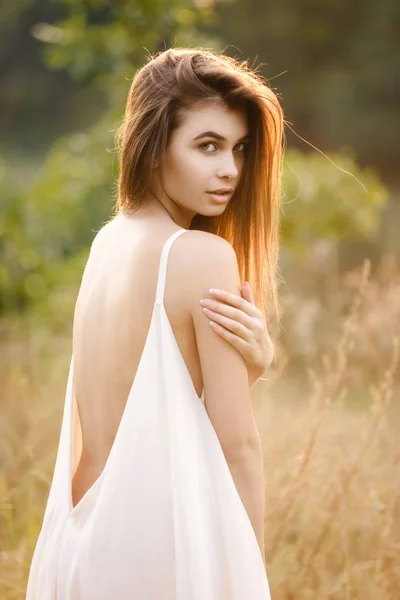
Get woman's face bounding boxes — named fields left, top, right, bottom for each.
left=151, top=100, right=249, bottom=226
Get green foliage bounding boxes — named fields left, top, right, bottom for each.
left=0, top=132, right=389, bottom=317
left=0, top=161, right=34, bottom=313
left=214, top=0, right=400, bottom=176
left=38, top=0, right=217, bottom=94
left=281, top=148, right=388, bottom=256
left=0, top=0, right=390, bottom=319
left=0, top=0, right=219, bottom=318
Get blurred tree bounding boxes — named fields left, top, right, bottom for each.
left=1, top=0, right=399, bottom=178
left=0, top=0, right=97, bottom=153
left=0, top=0, right=217, bottom=314
left=281, top=149, right=387, bottom=255
left=212, top=0, right=400, bottom=182
left=0, top=0, right=390, bottom=319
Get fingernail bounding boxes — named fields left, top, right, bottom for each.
left=209, top=288, right=219, bottom=294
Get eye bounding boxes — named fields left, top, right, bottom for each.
left=235, top=142, right=248, bottom=153
left=199, top=142, right=217, bottom=152
left=199, top=141, right=249, bottom=153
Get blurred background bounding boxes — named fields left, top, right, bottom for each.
left=1, top=1, right=399, bottom=598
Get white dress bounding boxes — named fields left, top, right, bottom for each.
left=26, top=228, right=272, bottom=599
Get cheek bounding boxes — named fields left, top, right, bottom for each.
left=236, top=154, right=246, bottom=173
left=164, top=151, right=209, bottom=195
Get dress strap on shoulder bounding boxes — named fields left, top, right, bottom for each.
left=155, top=228, right=188, bottom=304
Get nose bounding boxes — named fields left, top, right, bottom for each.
left=216, top=151, right=240, bottom=180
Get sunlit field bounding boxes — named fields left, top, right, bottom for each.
left=1, top=256, right=399, bottom=599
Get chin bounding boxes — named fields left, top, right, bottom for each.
left=202, top=203, right=229, bottom=214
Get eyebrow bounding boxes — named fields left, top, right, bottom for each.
left=193, top=131, right=250, bottom=142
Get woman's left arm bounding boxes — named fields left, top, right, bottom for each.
left=199, top=282, right=274, bottom=389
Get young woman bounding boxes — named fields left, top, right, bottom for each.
left=26, top=47, right=284, bottom=599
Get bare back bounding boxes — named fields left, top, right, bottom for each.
left=71, top=213, right=202, bottom=504
left=71, top=210, right=258, bottom=509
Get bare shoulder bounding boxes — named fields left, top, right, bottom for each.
left=178, top=229, right=237, bottom=260
left=174, top=230, right=241, bottom=304
left=85, top=222, right=109, bottom=257
left=86, top=215, right=127, bottom=258
left=90, top=216, right=118, bottom=245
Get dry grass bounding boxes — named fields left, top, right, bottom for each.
left=1, top=256, right=400, bottom=599
left=258, top=257, right=400, bottom=598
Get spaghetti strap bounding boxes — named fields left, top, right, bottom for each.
left=26, top=223, right=271, bottom=600
left=155, top=228, right=187, bottom=304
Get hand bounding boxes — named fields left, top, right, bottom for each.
left=200, top=282, right=274, bottom=382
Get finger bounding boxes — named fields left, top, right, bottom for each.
left=208, top=288, right=260, bottom=318
left=240, top=281, right=251, bottom=302
left=209, top=320, right=250, bottom=352
left=201, top=300, right=255, bottom=330
left=244, top=281, right=256, bottom=306
left=202, top=307, right=252, bottom=340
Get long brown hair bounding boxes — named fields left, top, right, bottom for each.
left=113, top=47, right=286, bottom=324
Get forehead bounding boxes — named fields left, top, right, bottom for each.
left=177, top=100, right=248, bottom=139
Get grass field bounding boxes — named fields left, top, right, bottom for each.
left=1, top=257, right=399, bottom=599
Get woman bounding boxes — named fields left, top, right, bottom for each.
left=26, top=47, right=284, bottom=599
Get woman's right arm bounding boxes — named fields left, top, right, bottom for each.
left=184, top=231, right=266, bottom=566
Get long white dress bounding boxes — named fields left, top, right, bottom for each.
left=26, top=228, right=272, bottom=599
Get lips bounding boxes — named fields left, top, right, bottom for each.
left=207, top=191, right=232, bottom=203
